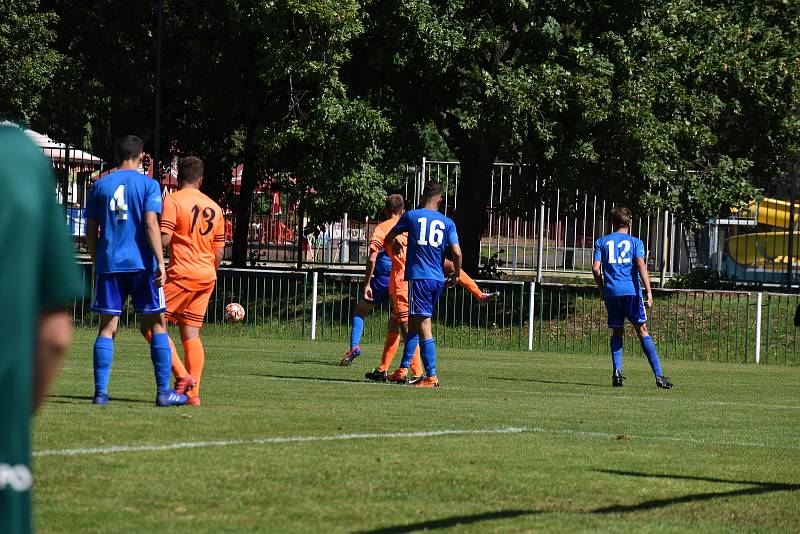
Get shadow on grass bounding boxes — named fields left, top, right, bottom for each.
left=592, top=470, right=800, bottom=514
left=276, top=359, right=341, bottom=367
left=46, top=394, right=152, bottom=405
left=256, top=373, right=374, bottom=385
left=488, top=376, right=602, bottom=388
left=358, top=510, right=542, bottom=533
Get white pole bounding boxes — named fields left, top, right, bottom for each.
left=528, top=282, right=536, bottom=351
left=537, top=205, right=545, bottom=283
left=754, top=292, right=763, bottom=364
left=342, top=212, right=349, bottom=264
left=311, top=271, right=319, bottom=340
left=660, top=210, right=669, bottom=287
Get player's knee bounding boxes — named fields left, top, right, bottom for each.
left=635, top=324, right=649, bottom=339
left=611, top=327, right=624, bottom=338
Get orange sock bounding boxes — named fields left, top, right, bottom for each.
left=458, top=271, right=483, bottom=300
left=183, top=338, right=205, bottom=398
left=409, top=345, right=423, bottom=377
left=378, top=331, right=401, bottom=371
left=144, top=332, right=187, bottom=378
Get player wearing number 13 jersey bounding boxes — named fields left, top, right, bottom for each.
left=159, top=156, right=225, bottom=406
left=592, top=207, right=672, bottom=390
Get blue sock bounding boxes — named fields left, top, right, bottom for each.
left=641, top=336, right=663, bottom=377
left=150, top=332, right=172, bottom=393
left=610, top=336, right=623, bottom=372
left=93, top=336, right=114, bottom=394
left=419, top=338, right=437, bottom=377
left=399, top=332, right=419, bottom=369
left=350, top=315, right=365, bottom=350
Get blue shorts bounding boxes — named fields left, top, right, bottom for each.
left=91, top=272, right=167, bottom=315
left=604, top=295, right=647, bottom=328
left=408, top=279, right=445, bottom=317
left=366, top=275, right=390, bottom=306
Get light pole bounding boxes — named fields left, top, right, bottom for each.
left=153, top=0, right=163, bottom=184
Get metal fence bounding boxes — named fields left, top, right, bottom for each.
left=71, top=266, right=799, bottom=366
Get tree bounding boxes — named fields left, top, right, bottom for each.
left=352, top=0, right=800, bottom=272
left=0, top=0, right=60, bottom=123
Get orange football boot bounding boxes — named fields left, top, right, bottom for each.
left=413, top=376, right=440, bottom=388
left=386, top=368, right=409, bottom=383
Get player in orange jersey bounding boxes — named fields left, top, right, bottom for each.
left=156, top=156, right=225, bottom=406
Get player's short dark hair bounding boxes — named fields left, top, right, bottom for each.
left=114, top=135, right=144, bottom=163
left=420, top=180, right=443, bottom=204
left=611, top=207, right=632, bottom=229
left=178, top=156, right=204, bottom=183
left=385, top=194, right=404, bottom=215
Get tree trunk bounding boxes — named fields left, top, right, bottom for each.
left=453, top=152, right=495, bottom=275
left=232, top=132, right=258, bottom=267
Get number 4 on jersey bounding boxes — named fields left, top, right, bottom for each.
left=109, top=185, right=128, bottom=221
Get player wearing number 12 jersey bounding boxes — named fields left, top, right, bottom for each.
left=592, top=207, right=672, bottom=390
left=159, top=156, right=225, bottom=406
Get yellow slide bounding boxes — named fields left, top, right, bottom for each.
left=726, top=198, right=800, bottom=273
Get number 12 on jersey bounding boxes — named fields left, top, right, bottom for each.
left=607, top=240, right=631, bottom=264
left=417, top=217, right=445, bottom=247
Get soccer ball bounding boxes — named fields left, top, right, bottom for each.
left=224, top=302, right=245, bottom=323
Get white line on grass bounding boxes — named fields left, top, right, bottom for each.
left=33, top=425, right=800, bottom=458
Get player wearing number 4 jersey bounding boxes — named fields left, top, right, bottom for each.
left=86, top=135, right=187, bottom=407
left=592, top=207, right=672, bottom=389
left=157, top=157, right=225, bottom=406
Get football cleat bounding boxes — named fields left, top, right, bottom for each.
left=413, top=376, right=440, bottom=388
left=656, top=376, right=673, bottom=390
left=365, top=368, right=388, bottom=382
left=612, top=370, right=626, bottom=388
left=173, top=375, right=197, bottom=395
left=386, top=368, right=409, bottom=383
left=92, top=391, right=109, bottom=405
left=479, top=291, right=501, bottom=303
left=155, top=389, right=188, bottom=407
left=339, top=347, right=362, bottom=366
left=186, top=396, right=201, bottom=406
left=407, top=375, right=425, bottom=385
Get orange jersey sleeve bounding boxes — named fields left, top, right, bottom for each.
left=212, top=209, right=225, bottom=248
left=161, top=194, right=179, bottom=237
left=369, top=224, right=388, bottom=255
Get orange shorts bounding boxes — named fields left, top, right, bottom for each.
left=164, top=280, right=215, bottom=328
left=390, top=284, right=409, bottom=322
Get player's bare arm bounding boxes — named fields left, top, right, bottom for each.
left=385, top=230, right=404, bottom=256
left=33, top=309, right=73, bottom=411
left=447, top=243, right=462, bottom=288
left=161, top=232, right=172, bottom=248
left=636, top=256, right=653, bottom=308
left=592, top=260, right=604, bottom=292
left=214, top=247, right=224, bottom=270
left=144, top=211, right=167, bottom=287
left=86, top=218, right=99, bottom=264
left=363, top=249, right=378, bottom=301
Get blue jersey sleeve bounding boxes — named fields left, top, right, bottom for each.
left=144, top=179, right=163, bottom=214
left=446, top=218, right=459, bottom=246
left=593, top=239, right=602, bottom=262
left=85, top=183, right=99, bottom=221
left=634, top=238, right=645, bottom=259
left=391, top=212, right=411, bottom=235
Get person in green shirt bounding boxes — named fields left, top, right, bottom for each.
left=0, top=125, right=84, bottom=534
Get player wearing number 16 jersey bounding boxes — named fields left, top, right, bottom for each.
left=592, top=207, right=672, bottom=390
left=385, top=181, right=462, bottom=387
left=159, top=156, right=225, bottom=406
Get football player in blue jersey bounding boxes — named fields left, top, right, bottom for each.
left=86, top=135, right=188, bottom=406
left=384, top=181, right=462, bottom=387
left=592, top=207, right=673, bottom=389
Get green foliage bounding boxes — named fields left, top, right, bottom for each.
left=665, top=269, right=737, bottom=290
left=0, top=0, right=60, bottom=123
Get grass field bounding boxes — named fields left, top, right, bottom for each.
left=33, top=328, right=800, bottom=533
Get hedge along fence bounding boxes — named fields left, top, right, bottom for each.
left=71, top=265, right=799, bottom=365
